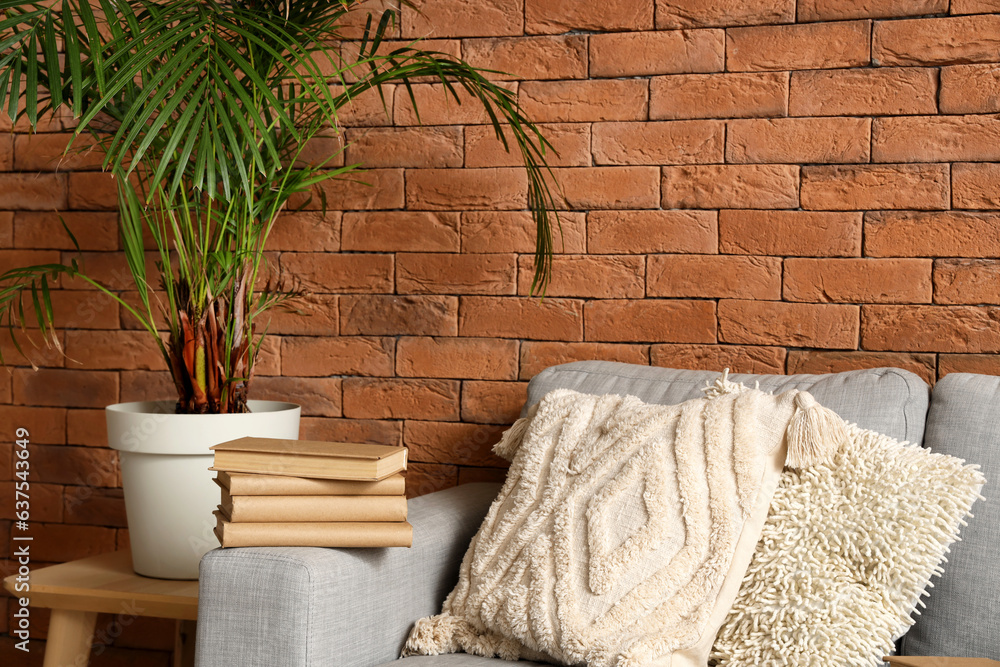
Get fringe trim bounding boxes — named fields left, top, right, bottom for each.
left=493, top=402, right=538, bottom=461
left=784, top=391, right=849, bottom=469
left=402, top=614, right=527, bottom=662
left=702, top=368, right=757, bottom=398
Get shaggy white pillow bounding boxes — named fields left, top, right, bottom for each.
left=710, top=423, right=986, bottom=667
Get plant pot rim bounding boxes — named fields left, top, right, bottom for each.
left=107, top=399, right=300, bottom=416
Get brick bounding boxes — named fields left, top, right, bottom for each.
left=719, top=210, right=861, bottom=257
left=300, top=417, right=402, bottom=445
left=397, top=253, right=517, bottom=295
left=339, top=40, right=460, bottom=83
left=466, top=123, right=591, bottom=168
left=303, top=169, right=404, bottom=210
left=727, top=118, right=871, bottom=164
left=260, top=294, right=338, bottom=336
left=0, top=134, right=10, bottom=170
left=585, top=300, right=717, bottom=343
left=333, top=84, right=394, bottom=127
left=787, top=350, right=936, bottom=385
left=519, top=80, right=649, bottom=123
left=719, top=300, right=859, bottom=348
left=68, top=171, right=118, bottom=209
left=939, top=354, right=1000, bottom=379
left=0, top=482, right=62, bottom=522
left=940, top=65, right=1000, bottom=113
left=799, top=0, right=946, bottom=21
left=281, top=337, right=394, bottom=377
left=526, top=0, right=653, bottom=33
left=343, top=378, right=460, bottom=420
left=874, top=15, right=1000, bottom=65
left=553, top=166, right=661, bottom=210
left=342, top=211, right=460, bottom=252
left=67, top=251, right=157, bottom=291
left=337, top=0, right=401, bottom=40
left=402, top=0, right=522, bottom=38
left=14, top=133, right=103, bottom=171
left=0, top=376, right=10, bottom=406
left=13, top=369, right=118, bottom=408
left=593, top=121, right=724, bottom=166
left=518, top=255, right=645, bottom=298
left=462, top=36, right=587, bottom=80
left=398, top=337, right=518, bottom=380
left=459, top=467, right=509, bottom=485
left=647, top=255, right=781, bottom=299
left=255, top=336, right=281, bottom=377
left=344, top=126, right=463, bottom=168
left=341, top=295, right=458, bottom=336
left=280, top=253, right=393, bottom=293
left=650, top=344, right=786, bottom=374
left=650, top=72, right=788, bottom=120
left=32, top=522, right=117, bottom=561
left=588, top=210, right=717, bottom=254
left=459, top=296, right=583, bottom=340
left=404, top=421, right=507, bottom=467
left=727, top=20, right=870, bottom=71
left=32, top=444, right=117, bottom=487
left=294, top=135, right=346, bottom=169
left=119, top=370, right=175, bottom=403
left=462, top=211, right=587, bottom=254
left=656, top=0, right=794, bottom=28
left=267, top=212, right=340, bottom=252
left=0, top=174, right=67, bottom=210
left=0, top=211, right=11, bottom=246
left=63, top=487, right=126, bottom=527
left=67, top=409, right=107, bottom=447
left=934, top=259, right=1000, bottom=304
left=461, top=380, right=527, bottom=424
left=590, top=30, right=724, bottom=78
left=862, top=304, right=1000, bottom=352
left=865, top=211, right=1000, bottom=257
left=800, top=164, right=949, bottom=211
left=953, top=163, right=1000, bottom=209
left=406, top=462, right=459, bottom=498
left=406, top=168, right=527, bottom=210
left=49, top=290, right=120, bottom=330
left=874, top=116, right=1000, bottom=163
left=662, top=165, right=799, bottom=209
left=784, top=258, right=933, bottom=304
left=62, top=331, right=164, bottom=371
left=952, top=0, right=1000, bottom=13
left=393, top=82, right=518, bottom=126
left=789, top=68, right=938, bottom=116
left=252, top=377, right=342, bottom=417
left=519, top=342, right=650, bottom=380
left=14, top=211, right=118, bottom=251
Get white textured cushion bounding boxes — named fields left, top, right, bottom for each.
left=710, top=423, right=986, bottom=666
left=405, top=382, right=819, bottom=667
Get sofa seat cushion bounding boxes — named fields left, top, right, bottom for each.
left=524, top=363, right=929, bottom=446
left=902, top=372, right=1000, bottom=659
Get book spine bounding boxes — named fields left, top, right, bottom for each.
left=227, top=495, right=408, bottom=523
left=217, top=519, right=413, bottom=548
left=226, top=473, right=406, bottom=496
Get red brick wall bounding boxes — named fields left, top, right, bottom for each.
left=5, top=0, right=1000, bottom=662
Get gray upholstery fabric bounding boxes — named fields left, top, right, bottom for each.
left=523, top=362, right=929, bottom=445
left=377, top=657, right=551, bottom=667
left=194, top=483, right=500, bottom=667
left=902, top=373, right=999, bottom=659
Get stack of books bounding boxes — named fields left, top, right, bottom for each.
left=209, top=437, right=411, bottom=548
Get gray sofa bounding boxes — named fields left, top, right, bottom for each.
left=194, top=362, right=999, bottom=666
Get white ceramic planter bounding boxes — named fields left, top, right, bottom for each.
left=106, top=400, right=300, bottom=579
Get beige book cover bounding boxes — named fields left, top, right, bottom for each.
left=213, top=511, right=412, bottom=548
left=216, top=471, right=405, bottom=496
left=218, top=494, right=408, bottom=523
left=210, top=437, right=407, bottom=480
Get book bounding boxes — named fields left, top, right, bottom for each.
left=213, top=511, right=413, bottom=548
left=216, top=471, right=405, bottom=496
left=210, top=437, right=407, bottom=481
left=218, top=495, right=408, bottom=523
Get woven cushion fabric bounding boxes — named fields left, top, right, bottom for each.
left=523, top=362, right=929, bottom=446
left=405, top=382, right=818, bottom=667
left=901, top=373, right=1000, bottom=659
left=710, top=421, right=985, bottom=666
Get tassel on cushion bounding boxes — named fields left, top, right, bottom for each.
left=493, top=403, right=538, bottom=461
left=785, top=391, right=850, bottom=469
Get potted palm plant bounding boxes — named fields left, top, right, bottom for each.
left=0, top=0, right=557, bottom=578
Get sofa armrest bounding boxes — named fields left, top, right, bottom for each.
left=194, top=482, right=500, bottom=667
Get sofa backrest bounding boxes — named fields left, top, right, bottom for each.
left=902, top=372, right=999, bottom=659
left=524, top=362, right=929, bottom=445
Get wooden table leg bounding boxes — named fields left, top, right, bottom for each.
left=173, top=619, right=197, bottom=667
left=43, top=608, right=98, bottom=667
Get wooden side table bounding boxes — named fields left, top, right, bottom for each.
left=2, top=550, right=198, bottom=667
